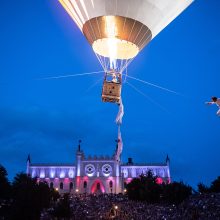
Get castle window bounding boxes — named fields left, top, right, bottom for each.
left=97, top=182, right=100, bottom=190
left=85, top=164, right=95, bottom=177
left=50, top=182, right=54, bottom=189
left=69, top=182, right=73, bottom=190
left=102, top=164, right=112, bottom=177
left=109, top=180, right=113, bottom=188
left=83, top=181, right=87, bottom=189
left=60, top=182, right=63, bottom=190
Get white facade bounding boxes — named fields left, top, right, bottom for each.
left=27, top=144, right=171, bottom=194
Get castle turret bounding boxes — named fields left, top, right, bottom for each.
left=166, top=154, right=170, bottom=166
left=26, top=154, right=31, bottom=175
left=166, top=154, right=171, bottom=182
left=114, top=139, right=121, bottom=193
left=76, top=140, right=83, bottom=177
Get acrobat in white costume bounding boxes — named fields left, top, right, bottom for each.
left=206, top=97, right=220, bottom=116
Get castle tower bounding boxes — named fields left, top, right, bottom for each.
left=26, top=154, right=31, bottom=175
left=76, top=140, right=83, bottom=191
left=114, top=139, right=122, bottom=193
left=166, top=154, right=171, bottom=182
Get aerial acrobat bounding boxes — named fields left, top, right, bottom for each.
left=206, top=97, right=220, bottom=116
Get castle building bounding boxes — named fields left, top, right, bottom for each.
left=26, top=141, right=171, bottom=194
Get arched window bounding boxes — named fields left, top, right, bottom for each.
left=109, top=180, right=113, bottom=188
left=60, top=182, right=63, bottom=190
left=97, top=182, right=100, bottom=190
left=69, top=182, right=73, bottom=190
left=50, top=182, right=54, bottom=189
left=83, top=181, right=87, bottom=189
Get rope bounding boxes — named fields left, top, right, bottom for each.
left=83, top=77, right=103, bottom=94
left=36, top=70, right=104, bottom=80
left=126, top=81, right=169, bottom=113
left=123, top=61, right=128, bottom=83
left=126, top=75, right=181, bottom=96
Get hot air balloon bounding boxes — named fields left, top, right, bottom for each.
left=59, top=0, right=193, bottom=103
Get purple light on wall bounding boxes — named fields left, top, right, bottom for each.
left=31, top=169, right=36, bottom=178
left=68, top=169, right=75, bottom=178
left=125, top=178, right=132, bottom=184
left=60, top=170, right=65, bottom=178
left=50, top=169, right=55, bottom=178
left=123, top=169, right=128, bottom=178
left=40, top=170, right=45, bottom=178
left=64, top=178, right=70, bottom=184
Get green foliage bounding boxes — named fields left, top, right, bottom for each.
left=10, top=173, right=41, bottom=219
left=127, top=170, right=162, bottom=203
left=38, top=181, right=51, bottom=209
left=0, top=165, right=11, bottom=218
left=51, top=193, right=71, bottom=218
left=210, top=176, right=220, bottom=193
left=127, top=177, right=143, bottom=201
left=127, top=170, right=192, bottom=204
left=198, top=182, right=210, bottom=193
left=9, top=173, right=52, bottom=220
left=163, top=181, right=192, bottom=205
left=0, top=164, right=11, bottom=199
left=197, top=177, right=220, bottom=194
left=50, top=188, right=60, bottom=202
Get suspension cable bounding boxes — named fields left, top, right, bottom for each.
left=36, top=70, right=104, bottom=80
left=126, top=81, right=169, bottom=113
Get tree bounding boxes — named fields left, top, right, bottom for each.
left=197, top=182, right=210, bottom=193
left=0, top=165, right=11, bottom=219
left=50, top=188, right=60, bottom=203
left=10, top=173, right=52, bottom=220
left=140, top=171, right=162, bottom=203
left=37, top=181, right=51, bottom=209
left=0, top=165, right=11, bottom=199
left=127, top=170, right=162, bottom=203
left=127, top=177, right=142, bottom=201
left=210, top=176, right=220, bottom=193
left=163, top=181, right=192, bottom=205
left=51, top=193, right=71, bottom=218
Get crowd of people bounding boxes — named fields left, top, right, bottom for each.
left=41, top=192, right=220, bottom=220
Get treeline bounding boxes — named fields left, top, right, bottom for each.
left=0, top=164, right=220, bottom=219
left=126, top=171, right=220, bottom=204
left=0, top=165, right=60, bottom=219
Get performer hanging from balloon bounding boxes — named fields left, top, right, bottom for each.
left=59, top=0, right=193, bottom=104
left=206, top=97, right=220, bottom=116
left=115, top=99, right=124, bottom=161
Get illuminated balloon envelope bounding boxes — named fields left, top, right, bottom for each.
left=59, top=0, right=193, bottom=73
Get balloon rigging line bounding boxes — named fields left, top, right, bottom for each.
left=120, top=56, right=135, bottom=73
left=95, top=53, right=106, bottom=72
left=126, top=81, right=169, bottom=113
left=83, top=77, right=103, bottom=94
left=36, top=70, right=104, bottom=80
left=125, top=75, right=181, bottom=96
left=123, top=63, right=128, bottom=83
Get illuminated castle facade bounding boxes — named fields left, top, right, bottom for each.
left=26, top=142, right=171, bottom=194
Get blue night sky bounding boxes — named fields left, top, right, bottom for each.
left=0, top=0, right=219, bottom=187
